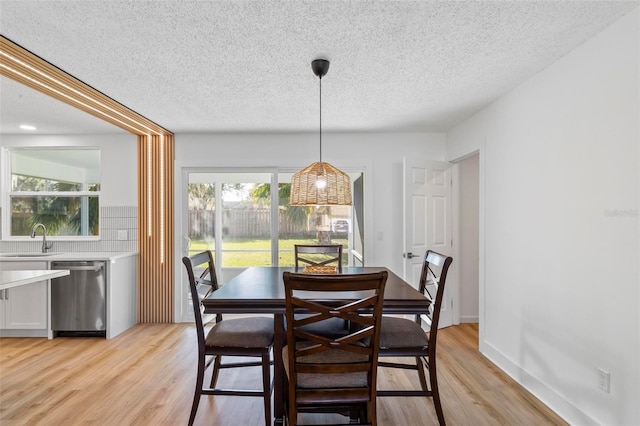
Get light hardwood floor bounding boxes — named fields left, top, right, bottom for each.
left=0, top=323, right=566, bottom=425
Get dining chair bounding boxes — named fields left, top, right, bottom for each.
left=376, top=250, right=453, bottom=426
left=293, top=244, right=348, bottom=338
left=182, top=251, right=274, bottom=426
left=282, top=271, right=388, bottom=426
left=294, top=244, right=343, bottom=273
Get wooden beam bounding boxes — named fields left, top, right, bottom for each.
left=1, top=35, right=175, bottom=322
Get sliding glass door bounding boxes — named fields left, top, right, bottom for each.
left=276, top=173, right=352, bottom=267
left=184, top=171, right=274, bottom=282
left=181, top=168, right=364, bottom=320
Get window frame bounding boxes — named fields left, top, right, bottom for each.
left=1, top=147, right=101, bottom=241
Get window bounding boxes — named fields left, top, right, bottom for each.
left=3, top=148, right=100, bottom=239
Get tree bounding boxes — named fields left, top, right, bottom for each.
left=29, top=181, right=99, bottom=236
left=188, top=183, right=246, bottom=210
left=251, top=183, right=333, bottom=243
left=188, top=183, right=215, bottom=209
left=251, top=183, right=310, bottom=229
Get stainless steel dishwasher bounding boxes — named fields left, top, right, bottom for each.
left=51, top=261, right=106, bottom=336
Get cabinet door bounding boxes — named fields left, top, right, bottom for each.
left=1, top=262, right=48, bottom=329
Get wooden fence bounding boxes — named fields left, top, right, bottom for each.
left=188, top=209, right=314, bottom=238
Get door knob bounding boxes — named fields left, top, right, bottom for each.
left=403, top=252, right=417, bottom=259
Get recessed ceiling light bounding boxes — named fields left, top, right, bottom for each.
left=19, top=124, right=37, bottom=131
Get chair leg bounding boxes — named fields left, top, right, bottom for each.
left=287, top=381, right=297, bottom=426
left=429, top=357, right=445, bottom=426
left=416, top=356, right=429, bottom=393
left=189, top=357, right=206, bottom=426
left=262, top=353, right=272, bottom=426
left=365, top=396, right=378, bottom=426
left=209, top=355, right=222, bottom=388
left=288, top=404, right=297, bottom=426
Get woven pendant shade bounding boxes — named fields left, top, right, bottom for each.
left=290, top=161, right=352, bottom=206
left=290, top=58, right=352, bottom=206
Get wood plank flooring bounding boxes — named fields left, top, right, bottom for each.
left=0, top=323, right=566, bottom=425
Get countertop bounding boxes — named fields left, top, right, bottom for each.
left=0, top=269, right=70, bottom=290
left=0, top=252, right=138, bottom=263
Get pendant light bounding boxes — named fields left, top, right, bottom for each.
left=289, top=59, right=352, bottom=206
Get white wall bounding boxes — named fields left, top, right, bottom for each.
left=447, top=9, right=639, bottom=426
left=0, top=134, right=137, bottom=206
left=173, top=132, right=446, bottom=316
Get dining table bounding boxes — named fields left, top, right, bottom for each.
left=201, top=266, right=430, bottom=425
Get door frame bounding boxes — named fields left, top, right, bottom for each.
left=450, top=147, right=485, bottom=348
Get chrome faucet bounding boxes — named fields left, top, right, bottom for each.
left=31, top=223, right=53, bottom=253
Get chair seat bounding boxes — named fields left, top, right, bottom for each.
left=379, top=316, right=429, bottom=349
left=206, top=317, right=274, bottom=348
left=283, top=342, right=368, bottom=389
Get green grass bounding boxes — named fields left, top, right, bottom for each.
left=188, top=237, right=349, bottom=267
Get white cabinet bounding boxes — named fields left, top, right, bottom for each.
left=106, top=255, right=138, bottom=339
left=0, top=261, right=48, bottom=331
left=0, top=252, right=137, bottom=339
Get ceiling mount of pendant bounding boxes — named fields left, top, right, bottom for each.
left=311, top=59, right=330, bottom=79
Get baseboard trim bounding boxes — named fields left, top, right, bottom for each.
left=460, top=315, right=478, bottom=323
left=0, top=329, right=48, bottom=338
left=481, top=339, right=598, bottom=426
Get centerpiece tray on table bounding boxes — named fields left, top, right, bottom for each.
left=302, top=265, right=338, bottom=274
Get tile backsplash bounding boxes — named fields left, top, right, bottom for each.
left=0, top=206, right=138, bottom=253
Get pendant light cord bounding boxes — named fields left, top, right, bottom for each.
left=319, top=74, right=322, bottom=164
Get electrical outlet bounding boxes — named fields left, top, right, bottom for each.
left=117, top=230, right=128, bottom=241
left=598, top=368, right=610, bottom=393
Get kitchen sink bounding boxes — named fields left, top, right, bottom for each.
left=0, top=253, right=59, bottom=257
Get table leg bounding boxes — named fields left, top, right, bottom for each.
left=273, top=313, right=285, bottom=425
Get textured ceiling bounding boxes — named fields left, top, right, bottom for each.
left=0, top=1, right=637, bottom=135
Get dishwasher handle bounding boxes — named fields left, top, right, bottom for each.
left=52, top=264, right=103, bottom=272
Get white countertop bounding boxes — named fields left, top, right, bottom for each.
left=0, top=252, right=138, bottom=263
left=0, top=269, right=70, bottom=290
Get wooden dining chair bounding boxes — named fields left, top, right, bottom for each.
left=282, top=271, right=388, bottom=426
left=293, top=244, right=348, bottom=338
left=182, top=251, right=274, bottom=426
left=294, top=244, right=343, bottom=273
left=376, top=250, right=453, bottom=426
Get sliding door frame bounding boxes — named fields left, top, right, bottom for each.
left=177, top=164, right=372, bottom=322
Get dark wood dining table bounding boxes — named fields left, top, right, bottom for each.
left=201, top=266, right=430, bottom=425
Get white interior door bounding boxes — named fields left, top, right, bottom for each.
left=403, top=157, right=453, bottom=328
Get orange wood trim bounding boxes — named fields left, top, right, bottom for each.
left=164, top=135, right=175, bottom=321
left=2, top=35, right=175, bottom=323
left=137, top=135, right=175, bottom=322
left=1, top=36, right=169, bottom=135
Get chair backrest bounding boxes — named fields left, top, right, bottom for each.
left=182, top=251, right=220, bottom=350
left=282, top=271, right=388, bottom=398
left=294, top=244, right=343, bottom=272
left=416, top=250, right=453, bottom=337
